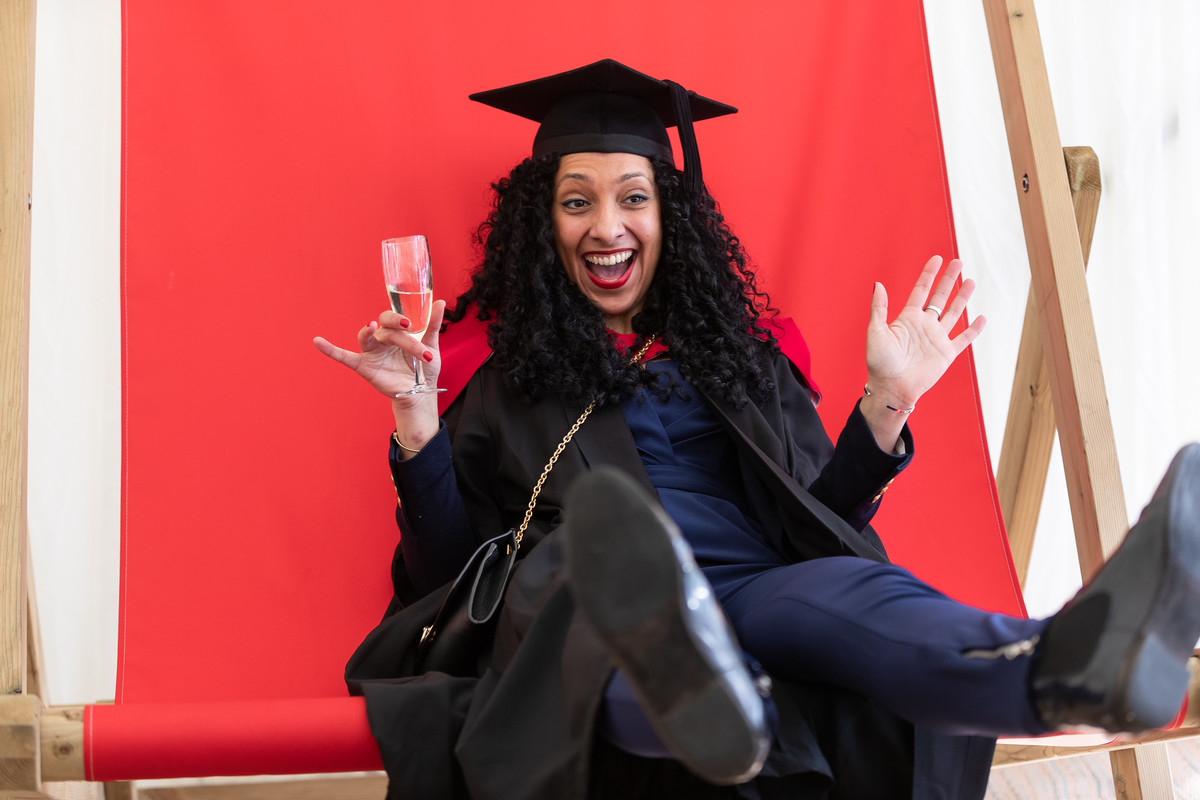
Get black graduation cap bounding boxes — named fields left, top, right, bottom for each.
left=469, top=59, right=737, bottom=194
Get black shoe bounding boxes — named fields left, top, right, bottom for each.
left=563, top=467, right=771, bottom=785
left=1032, top=443, right=1200, bottom=732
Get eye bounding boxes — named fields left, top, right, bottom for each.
left=560, top=197, right=588, bottom=211
left=624, top=192, right=652, bottom=206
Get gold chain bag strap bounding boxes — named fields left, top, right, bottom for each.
left=415, top=335, right=658, bottom=675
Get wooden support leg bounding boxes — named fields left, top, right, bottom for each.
left=3, top=5, right=72, bottom=799
left=24, top=551, right=43, bottom=707
left=996, top=146, right=1102, bottom=586
left=0, top=696, right=40, bottom=794
left=1, top=0, right=36, bottom=704
left=1111, top=745, right=1174, bottom=800
left=101, top=784, right=135, bottom=800
left=38, top=709, right=82, bottom=783
left=983, top=0, right=1128, bottom=577
left=983, top=1, right=1170, bottom=797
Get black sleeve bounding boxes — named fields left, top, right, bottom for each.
left=387, top=423, right=480, bottom=602
left=806, top=399, right=913, bottom=531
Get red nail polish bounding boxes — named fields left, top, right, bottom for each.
left=422, top=351, right=433, bottom=363
left=399, top=318, right=410, bottom=329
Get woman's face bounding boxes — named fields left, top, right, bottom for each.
left=551, top=152, right=662, bottom=334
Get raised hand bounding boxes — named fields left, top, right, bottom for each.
left=860, top=256, right=986, bottom=449
left=313, top=299, right=447, bottom=402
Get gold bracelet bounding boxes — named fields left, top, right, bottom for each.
left=863, top=384, right=914, bottom=414
left=392, top=431, right=422, bottom=453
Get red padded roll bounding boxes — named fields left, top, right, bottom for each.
left=86, top=698, right=382, bottom=781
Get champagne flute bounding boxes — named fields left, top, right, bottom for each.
left=382, top=235, right=444, bottom=395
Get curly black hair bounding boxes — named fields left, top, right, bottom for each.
left=445, top=154, right=780, bottom=409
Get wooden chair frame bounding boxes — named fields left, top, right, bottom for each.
left=984, top=1, right=1200, bottom=796
left=1, top=0, right=42, bottom=794
left=2, top=1, right=1195, bottom=797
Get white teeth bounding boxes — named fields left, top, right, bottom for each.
left=584, top=251, right=633, bottom=267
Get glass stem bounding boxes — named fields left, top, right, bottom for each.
left=411, top=354, right=426, bottom=389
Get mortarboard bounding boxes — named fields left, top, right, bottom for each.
left=469, top=59, right=736, bottom=194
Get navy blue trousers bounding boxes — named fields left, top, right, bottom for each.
left=601, top=556, right=1049, bottom=757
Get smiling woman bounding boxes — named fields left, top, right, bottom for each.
left=312, top=58, right=1200, bottom=800
left=551, top=152, right=662, bottom=333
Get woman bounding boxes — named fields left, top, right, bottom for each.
left=314, top=60, right=1200, bottom=799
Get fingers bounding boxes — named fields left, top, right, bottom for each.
left=423, top=299, right=447, bottom=349
left=312, top=335, right=362, bottom=370
left=937, top=277, right=976, bottom=327
left=374, top=300, right=448, bottom=361
left=358, top=321, right=378, bottom=349
left=378, top=299, right=446, bottom=337
left=312, top=335, right=337, bottom=357
left=904, top=256, right=982, bottom=330
left=868, top=281, right=889, bottom=332
left=951, top=314, right=988, bottom=355
left=903, top=255, right=944, bottom=311
left=374, top=308, right=434, bottom=363
left=377, top=310, right=414, bottom=335
left=919, top=257, right=963, bottom=319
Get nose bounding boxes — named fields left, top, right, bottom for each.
left=589, top=201, right=625, bottom=245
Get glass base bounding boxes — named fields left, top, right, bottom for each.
left=394, top=385, right=447, bottom=397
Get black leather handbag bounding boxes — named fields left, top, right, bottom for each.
left=414, top=527, right=518, bottom=675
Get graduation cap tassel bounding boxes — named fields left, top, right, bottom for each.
left=666, top=80, right=703, bottom=195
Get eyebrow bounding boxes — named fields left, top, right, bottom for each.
left=556, top=172, right=592, bottom=187
left=555, top=171, right=651, bottom=188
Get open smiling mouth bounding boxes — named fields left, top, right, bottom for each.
left=584, top=250, right=636, bottom=289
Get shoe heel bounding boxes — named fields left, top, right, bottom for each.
left=658, top=678, right=770, bottom=785
left=1124, top=634, right=1190, bottom=730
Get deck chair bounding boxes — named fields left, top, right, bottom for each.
left=2, top=1, right=1195, bottom=797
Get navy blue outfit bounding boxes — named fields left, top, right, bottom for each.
left=625, top=360, right=789, bottom=599
left=350, top=345, right=1039, bottom=800
left=601, top=360, right=1048, bottom=746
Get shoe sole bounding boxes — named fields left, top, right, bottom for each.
left=563, top=468, right=769, bottom=785
left=1094, top=443, right=1200, bottom=730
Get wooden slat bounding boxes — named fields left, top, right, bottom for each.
left=40, top=785, right=104, bottom=800
left=996, top=146, right=1102, bottom=585
left=984, top=2, right=1167, bottom=796
left=136, top=776, right=387, bottom=800
left=1063, top=146, right=1103, bottom=266
left=994, top=732, right=1200, bottom=770
left=24, top=547, right=44, bottom=705
left=982, top=0, right=1127, bottom=582
left=0, top=0, right=36, bottom=701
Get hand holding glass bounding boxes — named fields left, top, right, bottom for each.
left=382, top=235, right=445, bottom=396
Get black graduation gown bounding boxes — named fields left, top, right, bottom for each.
left=345, top=351, right=996, bottom=800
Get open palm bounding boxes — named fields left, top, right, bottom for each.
left=865, top=256, right=986, bottom=409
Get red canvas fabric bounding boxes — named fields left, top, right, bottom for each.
left=85, top=698, right=381, bottom=780
left=114, top=0, right=1023, bottom=774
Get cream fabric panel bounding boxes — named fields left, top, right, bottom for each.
left=30, top=0, right=122, bottom=705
